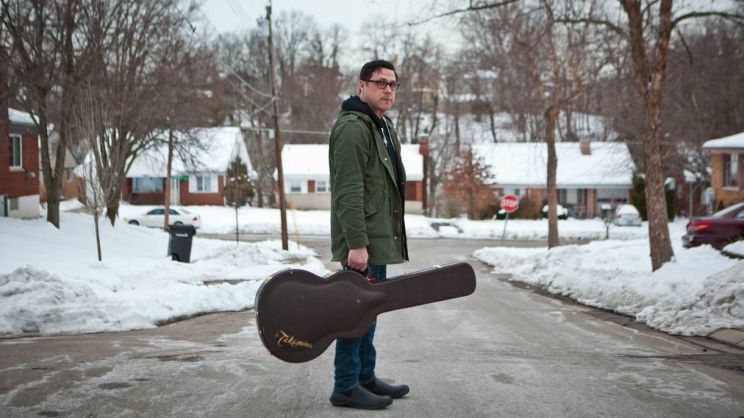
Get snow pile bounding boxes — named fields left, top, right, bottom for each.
left=0, top=212, right=327, bottom=336
left=474, top=235, right=743, bottom=336
left=723, top=241, right=744, bottom=258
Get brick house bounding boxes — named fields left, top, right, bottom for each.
left=473, top=141, right=635, bottom=218
left=122, top=127, right=251, bottom=206
left=280, top=144, right=426, bottom=213
left=703, top=131, right=744, bottom=209
left=0, top=106, right=40, bottom=218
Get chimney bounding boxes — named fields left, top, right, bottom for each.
left=580, top=139, right=591, bottom=155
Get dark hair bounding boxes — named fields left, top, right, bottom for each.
left=359, top=60, right=397, bottom=82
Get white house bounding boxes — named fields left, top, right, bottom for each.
left=279, top=144, right=426, bottom=212
left=472, top=141, right=635, bottom=217
left=123, top=127, right=252, bottom=206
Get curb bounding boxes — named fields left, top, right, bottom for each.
left=708, top=328, right=744, bottom=349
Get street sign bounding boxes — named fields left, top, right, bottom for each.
left=500, top=194, right=519, bottom=213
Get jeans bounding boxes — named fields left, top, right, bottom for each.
left=333, top=264, right=387, bottom=393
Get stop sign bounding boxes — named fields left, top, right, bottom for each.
left=500, top=194, right=519, bottom=213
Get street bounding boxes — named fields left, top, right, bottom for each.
left=1, top=236, right=743, bottom=417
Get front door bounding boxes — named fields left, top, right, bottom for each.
left=170, top=178, right=180, bottom=205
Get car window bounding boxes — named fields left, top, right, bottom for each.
left=169, top=209, right=179, bottom=215
left=736, top=210, right=744, bottom=220
left=147, top=209, right=164, bottom=215
left=712, top=203, right=744, bottom=218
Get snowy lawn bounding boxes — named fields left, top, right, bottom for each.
left=0, top=210, right=326, bottom=336
left=119, top=202, right=650, bottom=241
left=473, top=222, right=744, bottom=336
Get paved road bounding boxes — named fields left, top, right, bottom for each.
left=2, top=237, right=744, bottom=417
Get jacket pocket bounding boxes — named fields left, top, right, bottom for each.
left=364, top=186, right=386, bottom=217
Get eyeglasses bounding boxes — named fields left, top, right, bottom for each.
left=366, top=79, right=401, bottom=91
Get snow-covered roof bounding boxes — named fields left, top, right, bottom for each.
left=703, top=131, right=744, bottom=150
left=8, top=108, right=35, bottom=126
left=281, top=144, right=424, bottom=181
left=127, top=127, right=251, bottom=177
left=472, top=142, right=634, bottom=188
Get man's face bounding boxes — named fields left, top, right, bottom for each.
left=359, top=68, right=397, bottom=117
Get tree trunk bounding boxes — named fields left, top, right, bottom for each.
left=106, top=182, right=122, bottom=225
left=545, top=105, right=560, bottom=249
left=621, top=0, right=675, bottom=271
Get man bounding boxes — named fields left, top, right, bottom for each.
left=328, top=60, right=409, bottom=410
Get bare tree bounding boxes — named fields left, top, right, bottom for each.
left=610, top=0, right=744, bottom=270
left=1, top=0, right=84, bottom=228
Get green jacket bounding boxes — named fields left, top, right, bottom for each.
left=329, top=110, right=409, bottom=265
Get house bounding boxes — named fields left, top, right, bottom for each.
left=0, top=106, right=40, bottom=218
left=703, top=131, right=744, bottom=209
left=123, top=127, right=251, bottom=206
left=279, top=144, right=426, bottom=213
left=472, top=141, right=635, bottom=218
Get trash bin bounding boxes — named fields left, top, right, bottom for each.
left=168, top=224, right=196, bottom=263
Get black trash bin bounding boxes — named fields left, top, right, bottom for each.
left=168, top=224, right=196, bottom=263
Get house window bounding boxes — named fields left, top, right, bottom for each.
left=132, top=177, right=163, bottom=193
left=9, top=198, right=19, bottom=211
left=723, top=154, right=739, bottom=188
left=196, top=176, right=213, bottom=192
left=65, top=168, right=73, bottom=181
left=316, top=180, right=328, bottom=193
left=290, top=182, right=301, bottom=193
left=9, top=135, right=22, bottom=169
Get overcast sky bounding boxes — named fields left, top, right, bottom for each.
left=200, top=0, right=461, bottom=69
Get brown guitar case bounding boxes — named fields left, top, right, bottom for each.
left=255, top=262, right=476, bottom=363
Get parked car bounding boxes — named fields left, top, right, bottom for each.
left=541, top=203, right=568, bottom=220
left=682, top=202, right=744, bottom=249
left=124, top=207, right=202, bottom=229
left=613, top=204, right=642, bottom=227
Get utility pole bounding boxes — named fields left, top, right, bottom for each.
left=164, top=117, right=174, bottom=229
left=266, top=2, right=289, bottom=250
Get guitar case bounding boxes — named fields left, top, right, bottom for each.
left=255, top=262, right=476, bottom=363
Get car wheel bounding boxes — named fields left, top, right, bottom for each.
left=174, top=221, right=183, bottom=226
left=128, top=220, right=140, bottom=226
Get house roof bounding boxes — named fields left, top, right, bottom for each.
left=472, top=142, right=635, bottom=188
left=127, top=127, right=251, bottom=177
left=8, top=108, right=35, bottom=126
left=703, top=131, right=744, bottom=150
left=281, top=144, right=424, bottom=181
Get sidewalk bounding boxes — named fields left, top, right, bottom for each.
left=709, top=328, right=744, bottom=348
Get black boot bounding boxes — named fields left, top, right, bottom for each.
left=362, top=378, right=410, bottom=399
left=330, top=385, right=393, bottom=410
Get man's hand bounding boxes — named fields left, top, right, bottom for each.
left=347, top=247, right=369, bottom=272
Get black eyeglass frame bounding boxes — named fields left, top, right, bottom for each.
left=365, top=78, right=401, bottom=91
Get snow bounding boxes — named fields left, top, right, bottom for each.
left=616, top=204, right=640, bottom=215
left=472, top=142, right=635, bottom=188
left=473, top=224, right=744, bottom=336
left=723, top=241, right=744, bottom=257
left=8, top=108, right=35, bottom=125
left=281, top=144, right=424, bottom=181
left=703, top=131, right=744, bottom=149
left=3, top=201, right=739, bottom=339
left=117, top=203, right=654, bottom=241
left=0, top=210, right=326, bottom=336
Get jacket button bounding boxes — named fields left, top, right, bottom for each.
left=394, top=236, right=398, bottom=239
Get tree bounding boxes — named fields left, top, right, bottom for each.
left=442, top=148, right=497, bottom=219
left=223, top=157, right=255, bottom=244
left=461, top=0, right=603, bottom=248
left=1, top=0, right=85, bottom=228
left=614, top=0, right=743, bottom=270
